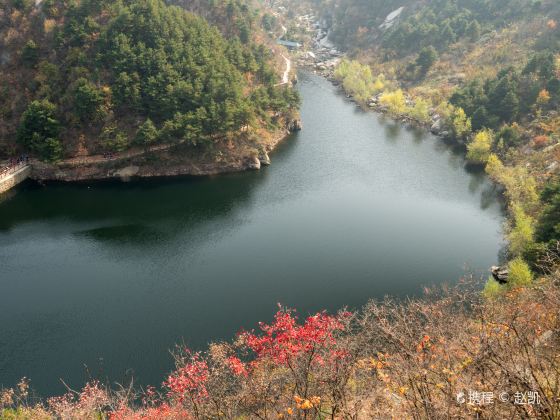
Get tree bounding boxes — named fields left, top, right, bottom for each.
left=466, top=20, right=481, bottom=42
left=439, top=23, right=456, bottom=46
left=101, top=124, right=128, bottom=152
left=500, top=90, right=520, bottom=123
left=17, top=100, right=63, bottom=162
left=449, top=107, right=472, bottom=142
left=497, top=124, right=522, bottom=148
left=507, top=204, right=535, bottom=258
left=507, top=257, right=533, bottom=288
left=134, top=118, right=158, bottom=145
left=536, top=178, right=560, bottom=244
left=408, top=98, right=431, bottom=123
left=73, top=78, right=105, bottom=122
left=21, top=40, right=39, bottom=68
left=471, top=106, right=490, bottom=130
left=467, top=129, right=493, bottom=164
left=415, top=46, right=438, bottom=75
left=379, top=90, right=407, bottom=115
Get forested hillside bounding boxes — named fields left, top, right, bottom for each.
left=0, top=0, right=298, bottom=163
left=315, top=0, right=559, bottom=51
left=290, top=0, right=560, bottom=285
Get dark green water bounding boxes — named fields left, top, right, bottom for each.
left=0, top=72, right=504, bottom=396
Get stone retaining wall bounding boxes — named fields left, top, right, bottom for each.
left=0, top=165, right=32, bottom=194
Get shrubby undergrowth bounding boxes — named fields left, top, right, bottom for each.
left=2, top=257, right=559, bottom=419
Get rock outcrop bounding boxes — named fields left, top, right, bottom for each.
left=288, top=119, right=303, bottom=132
left=491, top=266, right=509, bottom=284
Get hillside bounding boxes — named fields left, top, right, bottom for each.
left=0, top=2, right=559, bottom=418
left=0, top=0, right=299, bottom=172
left=1, top=267, right=559, bottom=418
left=281, top=0, right=560, bottom=285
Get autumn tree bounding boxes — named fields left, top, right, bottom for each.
left=466, top=129, right=493, bottom=164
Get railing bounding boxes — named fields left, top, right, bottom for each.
left=0, top=159, right=30, bottom=179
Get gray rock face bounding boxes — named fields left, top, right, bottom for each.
left=247, top=157, right=261, bottom=170
left=288, top=119, right=303, bottom=132
left=491, top=266, right=509, bottom=284
left=430, top=119, right=443, bottom=134
left=259, top=152, right=271, bottom=166
left=113, top=165, right=139, bottom=182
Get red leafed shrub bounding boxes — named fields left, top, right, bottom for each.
left=165, top=351, right=209, bottom=403
left=226, top=356, right=248, bottom=377
left=533, top=135, right=550, bottom=148
left=241, top=306, right=348, bottom=366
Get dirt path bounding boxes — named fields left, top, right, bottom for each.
left=55, top=143, right=175, bottom=167
left=281, top=54, right=291, bottom=84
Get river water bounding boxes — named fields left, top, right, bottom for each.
left=0, top=72, right=504, bottom=396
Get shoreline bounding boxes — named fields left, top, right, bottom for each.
left=306, top=64, right=446, bottom=140
left=27, top=124, right=299, bottom=183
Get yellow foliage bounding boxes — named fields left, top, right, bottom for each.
left=485, top=153, right=503, bottom=179
left=507, top=204, right=535, bottom=257
left=507, top=257, right=533, bottom=288
left=379, top=90, right=407, bottom=115
left=537, top=89, right=551, bottom=105
left=408, top=98, right=431, bottom=123
left=450, top=107, right=472, bottom=141
left=485, top=156, right=538, bottom=212
left=372, top=77, right=385, bottom=93
left=467, top=129, right=493, bottom=164
left=44, top=19, right=56, bottom=34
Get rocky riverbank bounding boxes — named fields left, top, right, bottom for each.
left=298, top=53, right=447, bottom=140
left=288, top=15, right=449, bottom=141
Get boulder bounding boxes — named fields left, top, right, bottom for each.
left=113, top=165, right=139, bottom=182
left=259, top=152, right=271, bottom=166
left=491, top=266, right=509, bottom=284
left=247, top=156, right=261, bottom=170
left=288, top=119, right=303, bottom=132
left=430, top=119, right=443, bottom=135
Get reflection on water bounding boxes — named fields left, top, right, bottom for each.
left=0, top=72, right=504, bottom=397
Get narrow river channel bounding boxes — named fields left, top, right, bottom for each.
left=0, top=71, right=504, bottom=396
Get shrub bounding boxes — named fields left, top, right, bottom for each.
left=379, top=90, right=407, bottom=115
left=467, top=129, right=494, bottom=164
left=533, top=135, right=550, bottom=148
left=497, top=124, right=522, bottom=148
left=507, top=204, right=535, bottom=257
left=3, top=280, right=560, bottom=419
left=507, top=257, right=533, bottom=288
left=449, top=107, right=472, bottom=141
left=485, top=156, right=539, bottom=213
left=483, top=276, right=503, bottom=299
left=408, top=98, right=431, bottom=123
